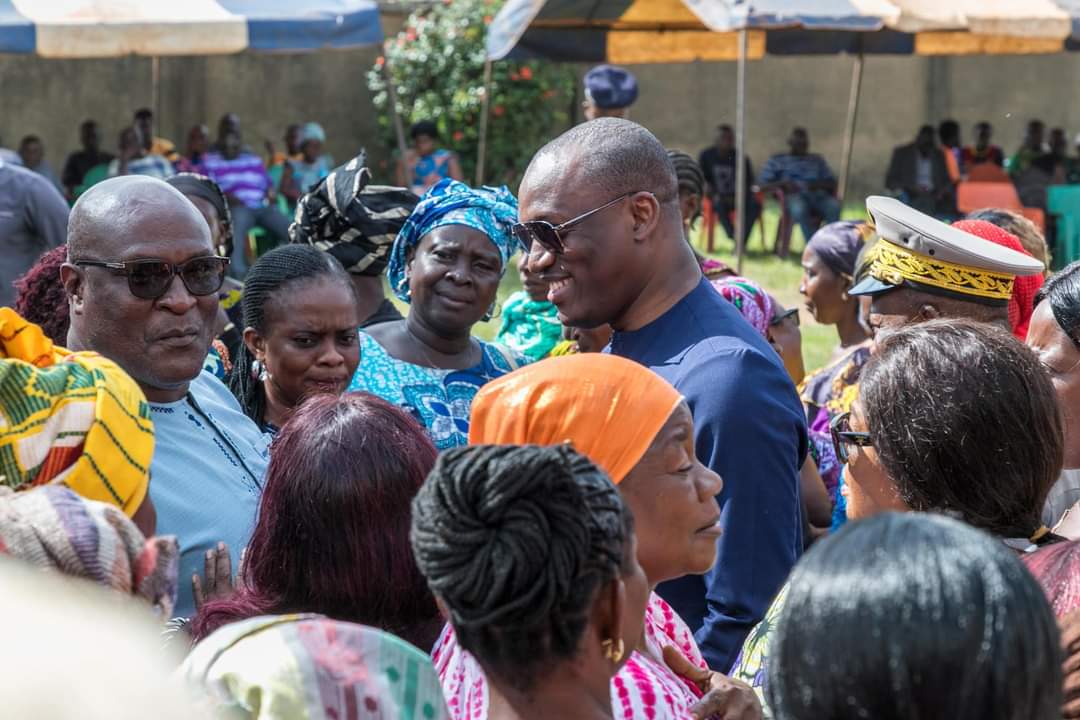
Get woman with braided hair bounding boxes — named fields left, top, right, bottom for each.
left=228, top=244, right=360, bottom=433
left=412, top=443, right=647, bottom=720
left=432, top=353, right=762, bottom=720
left=667, top=149, right=734, bottom=280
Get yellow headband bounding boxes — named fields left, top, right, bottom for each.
left=867, top=239, right=1015, bottom=302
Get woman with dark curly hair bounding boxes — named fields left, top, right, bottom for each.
left=13, top=245, right=70, bottom=345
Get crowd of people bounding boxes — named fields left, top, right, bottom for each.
left=2, top=61, right=1080, bottom=720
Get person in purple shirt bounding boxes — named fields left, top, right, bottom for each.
left=515, top=117, right=807, bottom=672
left=202, top=130, right=289, bottom=278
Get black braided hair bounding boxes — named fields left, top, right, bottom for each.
left=666, top=149, right=705, bottom=221
left=228, top=245, right=355, bottom=426
left=167, top=173, right=234, bottom=259
left=411, top=444, right=632, bottom=692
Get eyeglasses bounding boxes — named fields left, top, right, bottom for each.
left=511, top=191, right=645, bottom=256
left=73, top=256, right=230, bottom=300
left=770, top=308, right=800, bottom=327
left=830, top=411, right=873, bottom=464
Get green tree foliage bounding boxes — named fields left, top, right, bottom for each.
left=368, top=0, right=577, bottom=188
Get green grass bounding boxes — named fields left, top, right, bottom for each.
left=397, top=203, right=868, bottom=375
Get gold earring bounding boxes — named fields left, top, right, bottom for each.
left=602, top=637, right=625, bottom=663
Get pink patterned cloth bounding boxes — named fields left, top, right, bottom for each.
left=432, top=592, right=705, bottom=719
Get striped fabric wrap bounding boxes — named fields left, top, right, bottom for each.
left=0, top=485, right=178, bottom=619
left=0, top=308, right=154, bottom=516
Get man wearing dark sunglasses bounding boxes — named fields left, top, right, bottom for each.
left=61, top=176, right=269, bottom=618
left=517, top=118, right=808, bottom=672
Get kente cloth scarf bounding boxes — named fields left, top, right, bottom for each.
left=182, top=614, right=450, bottom=720
left=710, top=276, right=776, bottom=339
left=0, top=308, right=154, bottom=516
left=468, top=352, right=682, bottom=484
left=288, top=154, right=421, bottom=277
left=495, top=291, right=562, bottom=362
left=0, top=485, right=178, bottom=619
left=387, top=178, right=518, bottom=302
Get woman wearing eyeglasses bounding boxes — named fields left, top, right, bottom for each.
left=731, top=318, right=1065, bottom=710
left=347, top=178, right=528, bottom=450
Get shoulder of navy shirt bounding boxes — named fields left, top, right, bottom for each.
left=608, top=276, right=808, bottom=672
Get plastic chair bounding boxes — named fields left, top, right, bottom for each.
left=759, top=187, right=831, bottom=257
left=702, top=194, right=765, bottom=254
left=956, top=181, right=1045, bottom=233
left=967, top=163, right=1010, bottom=183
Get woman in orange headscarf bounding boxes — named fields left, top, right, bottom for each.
left=432, top=353, right=761, bottom=720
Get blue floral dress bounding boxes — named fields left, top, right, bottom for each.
left=347, top=332, right=527, bottom=450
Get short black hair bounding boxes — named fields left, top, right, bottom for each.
left=860, top=318, right=1063, bottom=538
left=411, top=444, right=632, bottom=693
left=1036, top=260, right=1080, bottom=347
left=410, top=120, right=439, bottom=141
left=532, top=117, right=677, bottom=202
left=767, top=512, right=1063, bottom=720
left=134, top=107, right=153, bottom=120
left=938, top=119, right=959, bottom=142
left=18, top=135, right=41, bottom=148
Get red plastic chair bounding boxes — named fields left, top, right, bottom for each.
left=967, top=163, right=1010, bottom=183
left=702, top=194, right=764, bottom=253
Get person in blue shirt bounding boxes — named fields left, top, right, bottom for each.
left=62, top=176, right=270, bottom=619
left=514, top=117, right=807, bottom=672
left=759, top=127, right=841, bottom=247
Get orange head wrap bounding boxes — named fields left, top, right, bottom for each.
left=468, top=353, right=682, bottom=483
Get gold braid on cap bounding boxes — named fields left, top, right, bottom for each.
left=868, top=239, right=1015, bottom=301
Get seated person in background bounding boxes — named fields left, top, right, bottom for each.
left=183, top=616, right=449, bottom=719
left=768, top=513, right=1062, bottom=720
left=938, top=119, right=962, bottom=181
left=175, top=125, right=210, bottom=175
left=1045, top=127, right=1071, bottom=184
left=267, top=123, right=301, bottom=167
left=397, top=120, right=464, bottom=197
left=13, top=246, right=71, bottom=345
left=61, top=176, right=270, bottom=619
left=134, top=107, right=178, bottom=163
left=18, top=135, right=61, bottom=191
left=108, top=126, right=175, bottom=180
left=348, top=179, right=527, bottom=450
left=289, top=157, right=419, bottom=327
left=279, top=122, right=332, bottom=204
left=202, top=129, right=290, bottom=278
left=582, top=64, right=638, bottom=121
left=1008, top=119, right=1047, bottom=175
left=698, top=125, right=760, bottom=245
left=412, top=444, right=650, bottom=720
left=759, top=127, right=840, bottom=242
left=885, top=125, right=956, bottom=219
left=962, top=120, right=1005, bottom=168
left=0, top=485, right=178, bottom=620
left=61, top=120, right=113, bottom=200
left=191, top=392, right=442, bottom=650
left=496, top=251, right=562, bottom=362
left=0, top=307, right=156, bottom=532
left=227, top=245, right=360, bottom=434
left=1009, top=119, right=1054, bottom=209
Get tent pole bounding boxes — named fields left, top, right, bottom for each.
left=838, top=51, right=864, bottom=205
left=476, top=59, right=493, bottom=187
left=151, top=56, right=161, bottom=125
left=734, top=29, right=748, bottom=274
left=382, top=58, right=409, bottom=171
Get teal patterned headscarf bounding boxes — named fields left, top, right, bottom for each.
left=388, top=178, right=518, bottom=303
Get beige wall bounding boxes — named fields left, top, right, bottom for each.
left=2, top=44, right=1079, bottom=201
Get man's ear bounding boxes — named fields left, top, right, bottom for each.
left=60, top=263, right=85, bottom=316
left=629, top=192, right=662, bottom=241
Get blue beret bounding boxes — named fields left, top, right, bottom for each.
left=584, top=65, right=638, bottom=110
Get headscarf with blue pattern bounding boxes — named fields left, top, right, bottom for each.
left=388, top=178, right=518, bottom=303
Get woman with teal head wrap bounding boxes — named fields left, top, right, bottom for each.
left=348, top=178, right=530, bottom=450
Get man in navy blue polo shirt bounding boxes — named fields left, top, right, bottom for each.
left=516, top=117, right=807, bottom=671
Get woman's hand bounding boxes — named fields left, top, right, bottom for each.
left=192, top=542, right=245, bottom=612
left=1061, top=609, right=1080, bottom=718
left=663, top=645, right=763, bottom=720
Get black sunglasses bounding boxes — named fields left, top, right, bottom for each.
left=511, top=191, right=645, bottom=256
left=73, top=256, right=230, bottom=300
left=830, top=411, right=873, bottom=464
left=770, top=308, right=800, bottom=327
